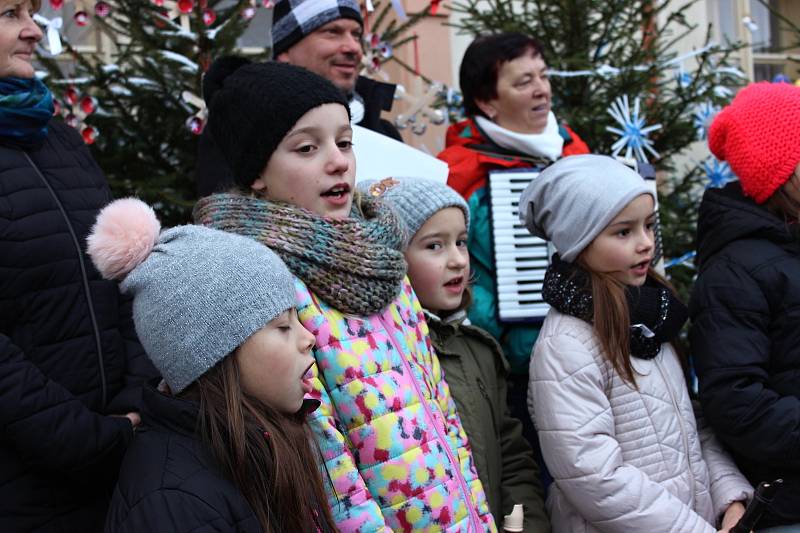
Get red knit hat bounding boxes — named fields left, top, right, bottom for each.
left=708, top=82, right=800, bottom=204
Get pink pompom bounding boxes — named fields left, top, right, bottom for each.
left=87, top=198, right=161, bottom=280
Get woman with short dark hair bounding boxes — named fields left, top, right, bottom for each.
left=438, top=32, right=590, bottom=453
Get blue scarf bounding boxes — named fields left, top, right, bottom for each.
left=0, top=77, right=54, bottom=149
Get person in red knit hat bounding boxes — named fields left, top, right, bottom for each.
left=689, top=81, right=800, bottom=531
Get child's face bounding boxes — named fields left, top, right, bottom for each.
left=405, top=207, right=470, bottom=314
left=234, top=308, right=316, bottom=414
left=251, top=104, right=356, bottom=219
left=581, top=194, right=656, bottom=287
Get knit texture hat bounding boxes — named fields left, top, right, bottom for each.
left=86, top=198, right=296, bottom=393
left=708, top=81, right=800, bottom=204
left=205, top=58, right=349, bottom=190
left=519, top=154, right=654, bottom=262
left=271, top=0, right=363, bottom=57
left=358, top=177, right=470, bottom=248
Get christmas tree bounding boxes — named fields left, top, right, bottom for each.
left=36, top=0, right=265, bottom=225
left=449, top=0, right=745, bottom=298
left=34, top=0, right=435, bottom=226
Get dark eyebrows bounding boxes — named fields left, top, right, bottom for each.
left=608, top=211, right=658, bottom=228
left=284, top=123, right=352, bottom=139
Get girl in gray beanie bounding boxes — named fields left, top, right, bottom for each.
left=359, top=177, right=551, bottom=532
left=518, top=155, right=752, bottom=533
left=86, top=198, right=339, bottom=533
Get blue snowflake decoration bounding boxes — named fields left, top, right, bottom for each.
left=704, top=156, right=737, bottom=188
left=606, top=95, right=662, bottom=163
left=675, top=67, right=693, bottom=89
left=693, top=101, right=720, bottom=141
left=438, top=86, right=465, bottom=123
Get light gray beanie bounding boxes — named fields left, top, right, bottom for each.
left=518, top=155, right=654, bottom=262
left=358, top=177, right=470, bottom=248
left=87, top=198, right=296, bottom=393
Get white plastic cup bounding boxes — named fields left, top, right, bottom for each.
left=503, top=504, right=524, bottom=532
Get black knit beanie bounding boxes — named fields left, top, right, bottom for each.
left=205, top=58, right=350, bottom=189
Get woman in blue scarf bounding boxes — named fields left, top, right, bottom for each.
left=0, top=2, right=157, bottom=531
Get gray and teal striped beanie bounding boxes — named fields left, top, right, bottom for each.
left=359, top=177, right=470, bottom=249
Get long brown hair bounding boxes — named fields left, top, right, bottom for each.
left=577, top=262, right=682, bottom=388
left=765, top=181, right=800, bottom=223
left=181, top=356, right=338, bottom=533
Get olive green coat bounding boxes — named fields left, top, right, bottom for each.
left=427, top=312, right=550, bottom=533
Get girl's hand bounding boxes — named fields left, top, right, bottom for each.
left=112, top=411, right=142, bottom=429
left=717, top=501, right=748, bottom=533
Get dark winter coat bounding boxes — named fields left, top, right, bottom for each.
left=195, top=75, right=401, bottom=197
left=105, top=382, right=263, bottom=532
left=0, top=119, right=157, bottom=533
left=427, top=312, right=550, bottom=533
left=689, top=181, right=800, bottom=528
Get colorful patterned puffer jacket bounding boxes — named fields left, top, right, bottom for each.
left=297, top=276, right=497, bottom=533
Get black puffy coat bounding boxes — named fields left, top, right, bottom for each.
left=105, top=382, right=263, bottom=532
left=689, top=181, right=800, bottom=528
left=0, top=119, right=157, bottom=532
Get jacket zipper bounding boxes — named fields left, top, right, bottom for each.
left=23, top=152, right=108, bottom=405
left=655, top=356, right=695, bottom=509
left=378, top=314, right=482, bottom=532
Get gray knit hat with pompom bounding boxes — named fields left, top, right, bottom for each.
left=87, top=198, right=296, bottom=393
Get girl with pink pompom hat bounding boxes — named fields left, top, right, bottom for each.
left=87, top=198, right=339, bottom=533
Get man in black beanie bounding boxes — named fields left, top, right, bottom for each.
left=195, top=0, right=402, bottom=198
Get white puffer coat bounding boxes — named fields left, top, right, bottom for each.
left=528, top=309, right=753, bottom=533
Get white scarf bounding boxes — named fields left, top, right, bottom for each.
left=475, top=112, right=564, bottom=162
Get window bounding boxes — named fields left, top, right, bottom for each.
left=712, top=0, right=800, bottom=82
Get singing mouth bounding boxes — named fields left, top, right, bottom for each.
left=321, top=183, right=351, bottom=198
left=444, top=276, right=464, bottom=288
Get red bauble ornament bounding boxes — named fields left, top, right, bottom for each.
left=177, top=0, right=194, bottom=13
left=81, top=126, right=98, bottom=145
left=94, top=1, right=111, bottom=17
left=79, top=95, right=97, bottom=115
left=199, top=0, right=208, bottom=8
left=65, top=86, right=79, bottom=105
left=73, top=10, right=89, bottom=26
left=241, top=5, right=256, bottom=19
left=263, top=0, right=275, bottom=7
left=65, top=113, right=79, bottom=128
left=49, top=0, right=64, bottom=9
left=186, top=116, right=204, bottom=135
left=202, top=8, right=216, bottom=26
left=199, top=53, right=211, bottom=72
left=152, top=0, right=164, bottom=5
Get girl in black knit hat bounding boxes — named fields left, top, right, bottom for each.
left=193, top=58, right=497, bottom=531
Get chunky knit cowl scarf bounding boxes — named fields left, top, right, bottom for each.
left=193, top=193, right=407, bottom=316
left=542, top=255, right=688, bottom=359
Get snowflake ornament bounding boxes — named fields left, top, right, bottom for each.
left=693, top=101, right=720, bottom=140
left=394, top=78, right=447, bottom=136
left=606, top=95, right=662, bottom=163
left=703, top=156, right=736, bottom=188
